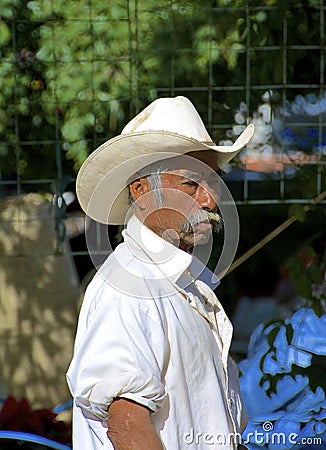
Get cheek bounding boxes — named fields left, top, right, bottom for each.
left=160, top=187, right=202, bottom=224
left=164, top=189, right=197, bottom=210
left=161, top=209, right=187, bottom=227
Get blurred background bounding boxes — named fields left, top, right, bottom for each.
left=0, top=0, right=325, bottom=448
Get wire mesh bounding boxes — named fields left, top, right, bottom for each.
left=0, top=0, right=325, bottom=257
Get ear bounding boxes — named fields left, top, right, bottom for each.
left=129, top=177, right=151, bottom=202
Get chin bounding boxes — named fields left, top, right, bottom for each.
left=182, top=231, right=210, bottom=248
left=194, top=234, right=210, bottom=246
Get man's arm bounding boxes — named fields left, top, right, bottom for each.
left=107, top=398, right=164, bottom=450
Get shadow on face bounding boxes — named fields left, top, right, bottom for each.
left=128, top=151, right=223, bottom=251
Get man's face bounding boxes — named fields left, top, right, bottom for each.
left=130, top=150, right=222, bottom=251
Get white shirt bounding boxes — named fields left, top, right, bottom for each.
left=66, top=215, right=246, bottom=449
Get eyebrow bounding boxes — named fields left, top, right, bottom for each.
left=178, top=170, right=202, bottom=182
left=177, top=169, right=224, bottom=181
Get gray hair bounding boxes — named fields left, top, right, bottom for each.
left=128, top=156, right=224, bottom=208
left=128, top=162, right=168, bottom=207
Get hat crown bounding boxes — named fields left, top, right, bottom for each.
left=77, top=95, right=255, bottom=224
left=122, top=96, right=213, bottom=143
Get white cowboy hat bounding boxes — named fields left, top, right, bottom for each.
left=77, top=96, right=255, bottom=224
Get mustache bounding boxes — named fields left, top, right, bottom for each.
left=180, top=210, right=223, bottom=234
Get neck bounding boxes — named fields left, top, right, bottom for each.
left=135, top=209, right=192, bottom=253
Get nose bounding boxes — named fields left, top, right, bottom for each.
left=195, top=181, right=218, bottom=211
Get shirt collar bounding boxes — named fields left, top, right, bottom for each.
left=122, top=215, right=220, bottom=291
left=122, top=215, right=192, bottom=283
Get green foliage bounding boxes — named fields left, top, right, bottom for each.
left=0, top=0, right=323, bottom=177
left=0, top=0, right=58, bottom=179
left=289, top=204, right=306, bottom=223
left=286, top=243, right=326, bottom=316
left=0, top=21, right=11, bottom=46
left=257, top=314, right=326, bottom=399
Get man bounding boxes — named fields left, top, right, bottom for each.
left=67, top=96, right=255, bottom=449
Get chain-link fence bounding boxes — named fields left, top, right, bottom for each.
left=0, top=1, right=325, bottom=204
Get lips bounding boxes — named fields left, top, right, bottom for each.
left=193, top=221, right=212, bottom=231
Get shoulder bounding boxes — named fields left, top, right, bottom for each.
left=81, top=250, right=166, bottom=327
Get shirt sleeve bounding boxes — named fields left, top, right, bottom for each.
left=67, top=283, right=168, bottom=424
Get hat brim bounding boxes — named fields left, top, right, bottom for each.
left=77, top=125, right=254, bottom=224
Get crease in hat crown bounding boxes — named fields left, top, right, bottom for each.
left=76, top=95, right=255, bottom=225
left=121, top=96, right=213, bottom=143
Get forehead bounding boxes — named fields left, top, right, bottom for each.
left=186, top=150, right=220, bottom=172
left=159, top=150, right=220, bottom=179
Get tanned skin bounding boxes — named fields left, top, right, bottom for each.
left=107, top=398, right=164, bottom=450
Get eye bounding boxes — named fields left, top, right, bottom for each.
left=182, top=180, right=198, bottom=187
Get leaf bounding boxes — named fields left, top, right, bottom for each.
left=266, top=325, right=281, bottom=348
left=310, top=298, right=323, bottom=317
left=285, top=323, right=294, bottom=345
left=288, top=204, right=306, bottom=223
left=0, top=21, right=11, bottom=46
left=307, top=262, right=324, bottom=285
